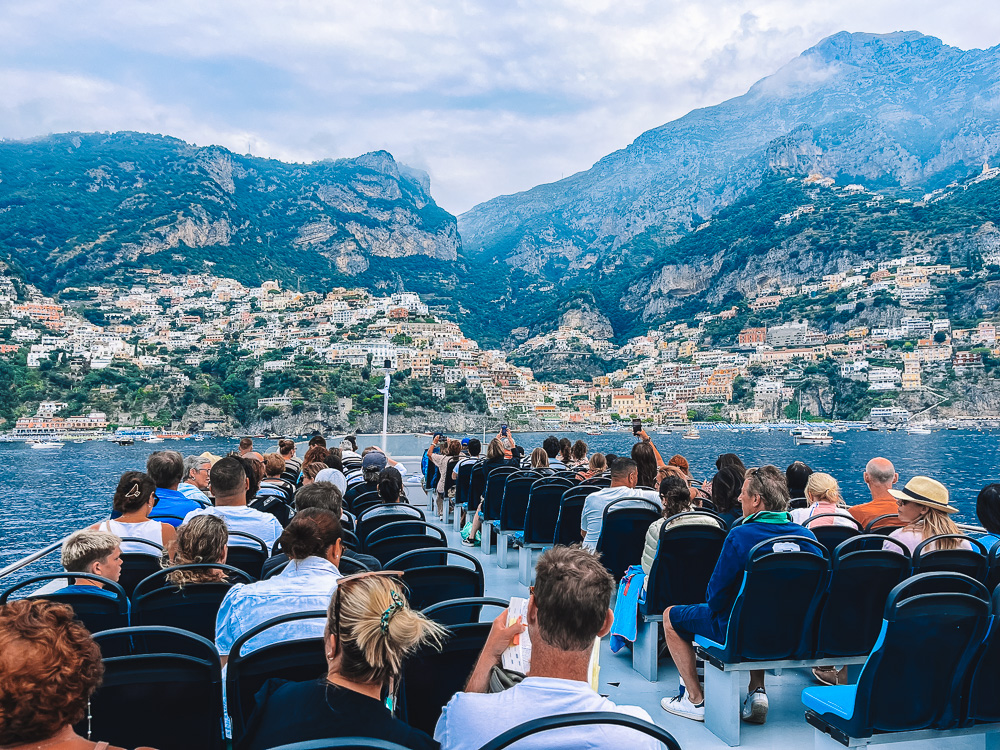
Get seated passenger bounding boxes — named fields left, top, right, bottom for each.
left=314, top=466, right=348, bottom=496
left=710, top=465, right=745, bottom=528
left=849, top=457, right=905, bottom=529
left=54, top=529, right=123, bottom=598
left=91, top=471, right=176, bottom=554
left=785, top=461, right=814, bottom=509
left=258, top=453, right=295, bottom=500
left=580, top=458, right=660, bottom=550
left=462, top=438, right=514, bottom=546
left=427, top=437, right=461, bottom=517
left=179, top=454, right=213, bottom=506
left=640, top=473, right=717, bottom=579
left=279, top=438, right=301, bottom=475
left=344, top=452, right=386, bottom=507
left=568, top=439, right=588, bottom=470
left=0, top=599, right=146, bottom=750
left=575, top=451, right=606, bottom=482
left=529, top=447, right=554, bottom=475
left=239, top=573, right=443, bottom=750
left=976, top=483, right=1000, bottom=549
left=300, top=461, right=327, bottom=487
left=165, top=514, right=230, bottom=587
left=661, top=465, right=816, bottom=724
left=885, top=476, right=972, bottom=554
left=790, top=472, right=857, bottom=527
left=183, top=457, right=283, bottom=550
left=217, top=508, right=343, bottom=664
left=146, top=449, right=202, bottom=526
left=376, top=466, right=405, bottom=503
left=435, top=546, right=660, bottom=750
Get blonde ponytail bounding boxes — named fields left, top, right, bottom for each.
left=805, top=472, right=846, bottom=508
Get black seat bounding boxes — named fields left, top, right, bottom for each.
left=455, top=460, right=480, bottom=512
left=641, top=513, right=727, bottom=615
left=398, top=598, right=508, bottom=736
left=912, top=535, right=989, bottom=582
left=580, top=476, right=611, bottom=488
left=117, top=537, right=166, bottom=597
left=864, top=514, right=901, bottom=535
left=227, top=610, right=328, bottom=744
left=365, top=521, right=447, bottom=566
left=250, top=493, right=293, bottom=527
left=356, top=504, right=425, bottom=551
left=499, top=473, right=542, bottom=533
left=553, top=486, right=601, bottom=546
left=383, top=548, right=484, bottom=620
left=468, top=462, right=488, bottom=508
left=482, top=466, right=519, bottom=524
left=344, top=484, right=377, bottom=512
left=967, top=586, right=1000, bottom=724
left=226, top=531, right=269, bottom=580
left=0, top=573, right=128, bottom=634
left=279, top=469, right=299, bottom=484
left=131, top=564, right=254, bottom=641
left=81, top=626, right=224, bottom=750
left=987, top=539, right=1000, bottom=591
left=522, top=478, right=575, bottom=547
left=475, top=711, right=682, bottom=750
left=802, top=513, right=862, bottom=552
left=813, top=535, right=911, bottom=658
left=553, top=469, right=581, bottom=481
left=595, top=498, right=661, bottom=580
left=267, top=740, right=414, bottom=750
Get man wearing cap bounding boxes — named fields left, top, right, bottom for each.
left=849, top=457, right=904, bottom=530
left=884, top=476, right=972, bottom=554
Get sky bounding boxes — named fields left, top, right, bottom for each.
left=1, top=1, right=998, bottom=215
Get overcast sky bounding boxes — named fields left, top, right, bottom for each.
left=1, top=1, right=997, bottom=215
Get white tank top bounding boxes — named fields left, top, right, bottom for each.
left=100, top=519, right=164, bottom=555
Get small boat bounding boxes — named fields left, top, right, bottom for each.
left=29, top=440, right=64, bottom=449
left=907, top=426, right=932, bottom=435
left=585, top=430, right=603, bottom=436
left=751, top=426, right=770, bottom=433
left=794, top=430, right=833, bottom=446
left=114, top=437, right=134, bottom=446
left=682, top=429, right=700, bottom=440
left=144, top=437, right=165, bottom=443
left=73, top=439, right=87, bottom=444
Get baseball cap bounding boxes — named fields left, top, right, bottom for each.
left=362, top=452, right=388, bottom=470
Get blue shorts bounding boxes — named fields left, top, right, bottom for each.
left=668, top=603, right=727, bottom=645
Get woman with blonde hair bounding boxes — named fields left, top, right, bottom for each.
left=239, top=573, right=444, bottom=750
left=576, top=452, right=606, bottom=481
left=885, top=476, right=972, bottom=553
left=164, top=514, right=229, bottom=588
left=791, top=472, right=856, bottom=527
left=530, top=447, right=552, bottom=474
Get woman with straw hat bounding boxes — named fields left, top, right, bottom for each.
left=885, top=476, right=972, bottom=554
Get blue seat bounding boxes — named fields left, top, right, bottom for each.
left=80, top=626, right=224, bottom=750
left=453, top=459, right=480, bottom=521
left=131, top=564, right=253, bottom=641
left=864, top=514, right=900, bottom=535
left=518, top=478, right=575, bottom=584
left=117, top=537, right=166, bottom=597
left=356, top=504, right=425, bottom=552
left=226, top=531, right=269, bottom=581
left=364, top=521, right=447, bottom=566
left=481, top=465, right=520, bottom=554
left=250, top=492, right=293, bottom=527
left=912, top=534, right=989, bottom=583
left=594, top=497, right=661, bottom=580
left=813, top=535, right=910, bottom=659
left=350, top=491, right=382, bottom=517
left=398, top=598, right=508, bottom=736
left=0, top=572, right=129, bottom=634
left=475, top=711, right=682, bottom=750
left=227, top=610, right=328, bottom=744
left=267, top=740, right=414, bottom=750
left=553, top=485, right=601, bottom=546
left=802, top=513, right=862, bottom=552
left=383, top=548, right=484, bottom=621
left=496, top=471, right=543, bottom=568
left=967, top=586, right=1000, bottom=725
left=803, top=573, right=991, bottom=740
left=988, top=539, right=1000, bottom=593
left=580, top=476, right=612, bottom=488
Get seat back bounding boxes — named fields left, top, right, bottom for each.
left=425, top=458, right=440, bottom=495
left=723, top=535, right=829, bottom=660
left=226, top=531, right=269, bottom=581
left=803, top=513, right=862, bottom=552
left=912, top=535, right=989, bottom=582
left=227, top=611, right=328, bottom=743
left=595, top=498, right=661, bottom=579
left=580, top=476, right=611, bottom=488
left=813, top=536, right=911, bottom=658
left=523, top=478, right=574, bottom=545
left=382, top=548, right=484, bottom=619
left=455, top=460, right=479, bottom=508
left=553, top=486, right=602, bottom=546
left=250, top=494, right=292, bottom=527
left=967, top=586, right=1000, bottom=723
left=357, top=504, right=425, bottom=550
left=115, top=537, right=166, bottom=597
left=475, top=711, right=682, bottom=750
left=483, top=466, right=519, bottom=521
left=0, top=573, right=128, bottom=634
left=279, top=468, right=299, bottom=484
left=499, top=473, right=542, bottom=532
left=367, top=532, right=447, bottom=567
left=864, top=514, right=901, bottom=534
left=643, top=514, right=727, bottom=613
left=350, top=490, right=381, bottom=516
left=988, top=539, right=1000, bottom=591
left=131, top=564, right=254, bottom=641
left=468, top=463, right=488, bottom=507
left=852, top=573, right=991, bottom=734
left=84, top=626, right=223, bottom=750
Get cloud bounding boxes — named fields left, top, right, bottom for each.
left=0, top=1, right=998, bottom=214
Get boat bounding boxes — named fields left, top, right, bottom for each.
left=793, top=429, right=833, bottom=446
left=585, top=430, right=603, bottom=436
left=113, top=437, right=134, bottom=446
left=751, top=426, right=770, bottom=433
left=144, top=436, right=165, bottom=443
left=682, top=429, right=700, bottom=440
left=907, top=426, right=932, bottom=435
left=28, top=440, right=64, bottom=449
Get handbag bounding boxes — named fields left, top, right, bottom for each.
left=488, top=665, right=525, bottom=692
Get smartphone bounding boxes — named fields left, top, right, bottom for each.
left=632, top=418, right=642, bottom=436
left=501, top=424, right=509, bottom=437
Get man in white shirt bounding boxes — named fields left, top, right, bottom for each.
left=580, top=458, right=661, bottom=550
left=434, top=546, right=660, bottom=750
left=182, top=456, right=283, bottom=550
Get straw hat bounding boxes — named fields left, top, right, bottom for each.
left=888, top=476, right=957, bottom=514
left=198, top=451, right=224, bottom=467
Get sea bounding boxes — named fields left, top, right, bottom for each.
left=1, top=429, right=998, bottom=588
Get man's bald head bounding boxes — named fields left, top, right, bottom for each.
left=865, top=457, right=897, bottom=489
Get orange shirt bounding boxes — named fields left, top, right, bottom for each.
left=849, top=497, right=904, bottom=530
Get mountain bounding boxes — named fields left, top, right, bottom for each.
left=458, top=31, right=1000, bottom=339
left=0, top=132, right=464, bottom=297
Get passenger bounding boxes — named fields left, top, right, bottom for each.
left=216, top=508, right=343, bottom=664
left=661, top=465, right=816, bottom=724
left=529, top=447, right=554, bottom=475
left=302, top=445, right=330, bottom=470
left=0, top=599, right=139, bottom=750
left=340, top=435, right=362, bottom=463
left=791, top=472, right=856, bottom=527
left=976, top=483, right=1000, bottom=549
left=314, top=466, right=348, bottom=497
left=668, top=454, right=692, bottom=480
left=377, top=466, right=405, bottom=503
left=453, top=438, right=482, bottom=479
left=239, top=573, right=443, bottom=750
left=324, top=448, right=344, bottom=471
left=580, top=458, right=660, bottom=550
left=435, top=546, right=660, bottom=750
left=91, top=471, right=176, bottom=553
left=568, top=439, right=588, bottom=470
left=541, top=435, right=566, bottom=470
left=849, top=457, right=905, bottom=529
left=785, top=461, right=814, bottom=509
left=301, top=462, right=327, bottom=487
left=238, top=437, right=254, bottom=457
left=462, top=438, right=512, bottom=546
left=702, top=453, right=746, bottom=496
left=344, top=451, right=387, bottom=507
left=427, top=437, right=462, bottom=518
left=632, top=430, right=665, bottom=488
left=54, top=529, right=123, bottom=598
left=179, top=454, right=213, bottom=505
left=165, top=514, right=229, bottom=587
left=309, top=435, right=328, bottom=449
left=240, top=455, right=266, bottom=503
left=558, top=437, right=573, bottom=467
left=640, top=474, right=717, bottom=579
left=146, top=450, right=202, bottom=526
left=360, top=447, right=408, bottom=478
left=885, top=476, right=971, bottom=554
left=576, top=452, right=606, bottom=482
left=711, top=465, right=746, bottom=528
left=182, top=457, right=283, bottom=550
left=279, top=438, right=301, bottom=475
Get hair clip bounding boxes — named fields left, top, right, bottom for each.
left=124, top=482, right=141, bottom=499
left=380, top=590, right=405, bottom=634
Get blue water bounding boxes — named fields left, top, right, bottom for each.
left=1, top=430, right=998, bottom=586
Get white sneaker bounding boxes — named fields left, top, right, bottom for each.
left=741, top=688, right=768, bottom=724
left=661, top=692, right=705, bottom=722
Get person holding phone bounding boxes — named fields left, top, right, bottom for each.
left=632, top=428, right=667, bottom=489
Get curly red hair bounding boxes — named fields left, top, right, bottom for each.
left=0, top=599, right=104, bottom=744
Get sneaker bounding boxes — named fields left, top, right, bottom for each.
left=461, top=535, right=476, bottom=547
left=660, top=692, right=705, bottom=722
left=741, top=688, right=768, bottom=724
left=812, top=666, right=842, bottom=686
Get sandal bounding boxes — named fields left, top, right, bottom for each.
left=811, top=666, right=843, bottom=686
